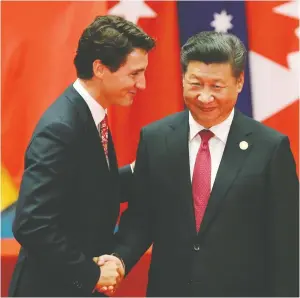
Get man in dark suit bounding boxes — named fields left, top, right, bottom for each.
left=99, top=31, right=299, bottom=296
left=8, top=15, right=155, bottom=297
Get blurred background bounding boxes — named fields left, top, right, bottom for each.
left=1, top=0, right=299, bottom=296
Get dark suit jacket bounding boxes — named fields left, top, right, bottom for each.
left=115, top=109, right=299, bottom=297
left=9, top=85, right=131, bottom=297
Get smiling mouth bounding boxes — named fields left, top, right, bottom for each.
left=200, top=107, right=216, bottom=112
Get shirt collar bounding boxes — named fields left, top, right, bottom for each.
left=189, top=108, right=235, bottom=144
left=73, top=79, right=106, bottom=127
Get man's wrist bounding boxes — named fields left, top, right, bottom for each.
left=130, top=163, right=134, bottom=173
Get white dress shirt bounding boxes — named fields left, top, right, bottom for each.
left=73, top=79, right=106, bottom=128
left=189, top=109, right=234, bottom=189
left=73, top=79, right=109, bottom=166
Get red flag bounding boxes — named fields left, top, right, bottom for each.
left=246, top=1, right=299, bottom=173
left=107, top=1, right=184, bottom=167
left=1, top=1, right=107, bottom=208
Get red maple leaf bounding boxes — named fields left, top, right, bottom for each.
left=246, top=1, right=299, bottom=69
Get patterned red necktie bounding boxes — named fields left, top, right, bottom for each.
left=98, top=114, right=108, bottom=160
left=192, top=129, right=214, bottom=232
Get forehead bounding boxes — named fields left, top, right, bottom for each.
left=121, top=48, right=148, bottom=70
left=186, top=61, right=234, bottom=79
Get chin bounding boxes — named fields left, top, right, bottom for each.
left=197, top=113, right=220, bottom=126
left=120, top=99, right=133, bottom=107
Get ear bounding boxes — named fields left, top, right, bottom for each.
left=236, top=71, right=244, bottom=93
left=182, top=73, right=186, bottom=86
left=92, top=59, right=105, bottom=79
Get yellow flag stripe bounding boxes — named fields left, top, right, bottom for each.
left=1, top=165, right=18, bottom=211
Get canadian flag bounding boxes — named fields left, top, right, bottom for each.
left=247, top=0, right=299, bottom=173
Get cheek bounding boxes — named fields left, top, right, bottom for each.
left=183, top=88, right=198, bottom=102
left=183, top=94, right=196, bottom=108
left=215, top=95, right=236, bottom=111
left=121, top=76, right=135, bottom=87
left=106, top=78, right=120, bottom=92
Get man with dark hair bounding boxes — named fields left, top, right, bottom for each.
left=99, top=31, right=299, bottom=296
left=8, top=15, right=155, bottom=297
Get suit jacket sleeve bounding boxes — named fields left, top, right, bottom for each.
left=114, top=129, right=153, bottom=273
left=266, top=136, right=299, bottom=296
left=118, top=165, right=133, bottom=203
left=12, top=121, right=100, bottom=294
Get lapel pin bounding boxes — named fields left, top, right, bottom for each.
left=239, top=141, right=248, bottom=150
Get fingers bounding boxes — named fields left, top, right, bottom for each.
left=116, top=264, right=125, bottom=277
left=93, top=256, right=124, bottom=295
left=93, top=254, right=120, bottom=266
left=100, top=284, right=117, bottom=296
left=98, top=286, right=107, bottom=293
left=97, top=255, right=107, bottom=266
left=98, top=254, right=121, bottom=266
left=107, top=286, right=116, bottom=296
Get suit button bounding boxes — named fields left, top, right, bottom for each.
left=193, top=244, right=200, bottom=251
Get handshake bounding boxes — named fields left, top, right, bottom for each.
left=93, top=255, right=125, bottom=296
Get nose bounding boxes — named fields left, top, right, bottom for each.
left=197, top=90, right=214, bottom=103
left=136, top=74, right=146, bottom=90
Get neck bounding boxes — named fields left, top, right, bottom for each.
left=78, top=78, right=109, bottom=109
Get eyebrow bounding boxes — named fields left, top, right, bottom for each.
left=189, top=74, right=225, bottom=83
left=130, top=68, right=146, bottom=73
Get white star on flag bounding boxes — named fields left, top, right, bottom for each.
left=108, top=0, right=157, bottom=24
left=210, top=10, right=233, bottom=33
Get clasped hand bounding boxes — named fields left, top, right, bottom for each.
left=93, top=255, right=125, bottom=296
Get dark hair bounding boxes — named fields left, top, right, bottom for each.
left=181, top=31, right=246, bottom=78
left=74, top=15, right=155, bottom=79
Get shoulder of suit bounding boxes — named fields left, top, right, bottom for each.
left=238, top=111, right=288, bottom=142
left=32, top=85, right=83, bottom=138
left=142, top=110, right=187, bottom=133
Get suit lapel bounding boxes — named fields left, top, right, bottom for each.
left=198, top=109, right=253, bottom=237
left=166, top=110, right=197, bottom=237
left=66, top=85, right=110, bottom=173
left=108, top=130, right=118, bottom=175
